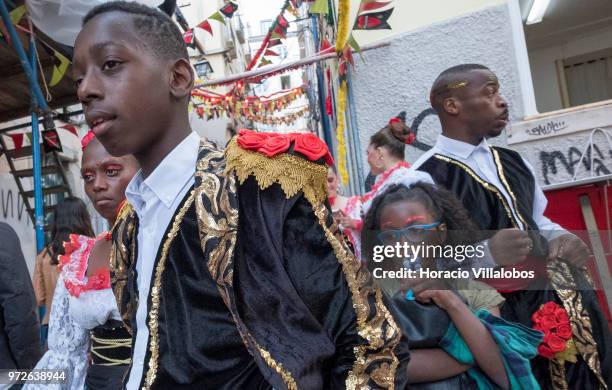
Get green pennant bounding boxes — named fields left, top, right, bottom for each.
left=25, top=132, right=33, bottom=144
left=309, top=0, right=328, bottom=14
left=208, top=11, right=225, bottom=25
left=49, top=50, right=71, bottom=87
left=10, top=5, right=26, bottom=24
left=347, top=33, right=364, bottom=62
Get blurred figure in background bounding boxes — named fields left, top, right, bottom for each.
left=33, top=197, right=95, bottom=347
left=0, top=222, right=42, bottom=370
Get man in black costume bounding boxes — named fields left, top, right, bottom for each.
left=412, top=64, right=610, bottom=389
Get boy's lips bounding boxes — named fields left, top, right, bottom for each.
left=86, top=111, right=116, bottom=137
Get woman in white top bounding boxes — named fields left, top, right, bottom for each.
left=26, top=132, right=138, bottom=390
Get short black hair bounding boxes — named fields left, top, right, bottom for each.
left=430, top=64, right=490, bottom=111
left=83, top=1, right=188, bottom=61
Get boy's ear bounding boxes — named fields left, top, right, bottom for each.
left=169, top=58, right=194, bottom=99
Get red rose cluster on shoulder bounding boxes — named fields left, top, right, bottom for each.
left=236, top=129, right=334, bottom=165
left=532, top=301, right=573, bottom=359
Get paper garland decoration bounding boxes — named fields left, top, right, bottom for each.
left=192, top=2, right=239, bottom=37
left=354, top=0, right=394, bottom=30
left=219, top=2, right=239, bottom=18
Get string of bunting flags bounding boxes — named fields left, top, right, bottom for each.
left=249, top=106, right=309, bottom=126
left=182, top=0, right=238, bottom=45
left=192, top=85, right=307, bottom=120
left=2, top=124, right=78, bottom=154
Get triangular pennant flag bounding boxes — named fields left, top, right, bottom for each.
left=59, top=124, right=79, bottom=137
left=258, top=58, right=272, bottom=68
left=354, top=7, right=394, bottom=30
left=264, top=49, right=279, bottom=56
left=42, top=129, right=62, bottom=153
left=25, top=132, right=33, bottom=145
left=347, top=34, right=361, bottom=54
left=49, top=50, right=71, bottom=87
left=276, top=14, right=289, bottom=29
left=208, top=11, right=226, bottom=25
left=197, top=19, right=213, bottom=35
left=309, top=0, right=328, bottom=14
left=358, top=0, right=392, bottom=13
left=10, top=5, right=26, bottom=25
left=270, top=31, right=284, bottom=40
left=219, top=1, right=239, bottom=18
left=268, top=39, right=282, bottom=47
left=8, top=133, right=24, bottom=153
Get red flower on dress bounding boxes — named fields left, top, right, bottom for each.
left=293, top=132, right=334, bottom=165
left=532, top=301, right=573, bottom=360
left=237, top=129, right=268, bottom=150
left=259, top=134, right=291, bottom=157
left=236, top=129, right=334, bottom=165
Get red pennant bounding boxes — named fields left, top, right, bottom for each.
left=359, top=1, right=392, bottom=12
left=268, top=39, right=282, bottom=47
left=42, top=129, right=62, bottom=152
left=277, top=14, right=289, bottom=29
left=197, top=20, right=213, bottom=35
left=264, top=49, right=279, bottom=56
left=59, top=124, right=79, bottom=137
left=8, top=133, right=24, bottom=152
left=219, top=2, right=238, bottom=18
left=320, top=38, right=332, bottom=52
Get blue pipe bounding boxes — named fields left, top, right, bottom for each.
left=0, top=1, right=47, bottom=252
left=30, top=38, right=45, bottom=253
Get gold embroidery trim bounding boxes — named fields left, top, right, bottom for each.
left=433, top=154, right=519, bottom=228
left=142, top=190, right=196, bottom=390
left=490, top=148, right=530, bottom=230
left=195, top=139, right=299, bottom=388
left=547, top=259, right=607, bottom=389
left=255, top=343, right=298, bottom=390
left=314, top=204, right=401, bottom=390
left=110, top=203, right=136, bottom=335
left=224, top=138, right=328, bottom=206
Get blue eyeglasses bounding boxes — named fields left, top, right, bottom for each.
left=377, top=221, right=441, bottom=243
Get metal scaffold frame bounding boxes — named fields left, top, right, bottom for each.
left=1, top=0, right=49, bottom=252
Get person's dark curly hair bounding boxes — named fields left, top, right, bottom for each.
left=361, top=182, right=483, bottom=266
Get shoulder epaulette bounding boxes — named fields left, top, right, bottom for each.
left=224, top=129, right=333, bottom=206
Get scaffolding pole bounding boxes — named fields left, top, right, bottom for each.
left=0, top=0, right=49, bottom=252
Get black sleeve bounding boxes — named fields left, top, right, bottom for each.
left=0, top=223, right=41, bottom=369
left=234, top=177, right=408, bottom=389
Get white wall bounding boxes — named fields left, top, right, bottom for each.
left=528, top=26, right=612, bottom=113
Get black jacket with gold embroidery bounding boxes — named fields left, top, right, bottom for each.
left=111, top=132, right=409, bottom=389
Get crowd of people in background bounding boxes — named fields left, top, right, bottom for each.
left=1, top=2, right=609, bottom=389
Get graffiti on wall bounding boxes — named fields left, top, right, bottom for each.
left=1, top=188, right=30, bottom=224
left=539, top=144, right=612, bottom=185
left=408, top=108, right=437, bottom=152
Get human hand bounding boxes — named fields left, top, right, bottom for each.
left=337, top=212, right=359, bottom=229
left=401, top=278, right=459, bottom=310
left=548, top=234, right=591, bottom=267
left=488, top=228, right=532, bottom=266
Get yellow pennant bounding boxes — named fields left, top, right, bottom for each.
left=10, top=5, right=26, bottom=25
left=49, top=50, right=70, bottom=87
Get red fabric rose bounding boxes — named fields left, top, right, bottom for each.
left=542, top=301, right=558, bottom=315
left=540, top=314, right=557, bottom=330
left=531, top=311, right=542, bottom=325
left=237, top=129, right=268, bottom=150
left=258, top=134, right=291, bottom=157
left=555, top=307, right=569, bottom=323
left=293, top=132, right=334, bottom=165
left=548, top=334, right=567, bottom=353
left=557, top=324, right=573, bottom=340
left=538, top=344, right=555, bottom=359
left=405, top=132, right=416, bottom=145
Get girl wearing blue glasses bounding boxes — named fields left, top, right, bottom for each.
left=362, top=182, right=542, bottom=389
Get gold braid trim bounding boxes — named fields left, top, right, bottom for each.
left=549, top=358, right=568, bottom=390
left=490, top=148, right=530, bottom=229
left=547, top=259, right=607, bottom=389
left=143, top=190, right=196, bottom=390
left=433, top=154, right=519, bottom=228
left=313, top=204, right=401, bottom=390
left=224, top=138, right=328, bottom=206
left=255, top=343, right=298, bottom=390
left=90, top=334, right=132, bottom=366
left=109, top=202, right=136, bottom=335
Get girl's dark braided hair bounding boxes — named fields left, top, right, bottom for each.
left=361, top=182, right=483, bottom=265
